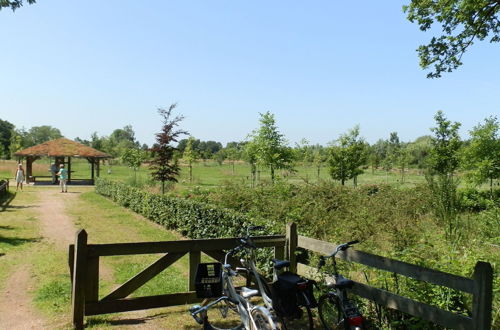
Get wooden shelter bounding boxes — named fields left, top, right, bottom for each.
left=14, top=138, right=111, bottom=184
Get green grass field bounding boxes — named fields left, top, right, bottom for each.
left=0, top=158, right=429, bottom=192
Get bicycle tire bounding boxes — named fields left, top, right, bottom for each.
left=318, top=294, right=343, bottom=330
left=251, top=306, right=279, bottom=330
left=303, top=304, right=314, bottom=330
left=200, top=297, right=245, bottom=330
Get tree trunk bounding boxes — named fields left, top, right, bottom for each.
left=232, top=161, right=235, bottom=175
left=341, top=178, right=345, bottom=185
left=270, top=165, right=275, bottom=183
left=317, top=166, right=320, bottom=180
left=161, top=181, right=165, bottom=194
left=189, top=162, right=193, bottom=183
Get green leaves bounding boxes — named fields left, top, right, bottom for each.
left=404, top=0, right=500, bottom=78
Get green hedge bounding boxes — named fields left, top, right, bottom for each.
left=95, top=178, right=274, bottom=239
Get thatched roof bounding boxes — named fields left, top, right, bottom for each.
left=15, top=138, right=111, bottom=158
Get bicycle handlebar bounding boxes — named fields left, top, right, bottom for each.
left=317, top=240, right=360, bottom=269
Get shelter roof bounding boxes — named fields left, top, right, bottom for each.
left=15, top=138, right=111, bottom=158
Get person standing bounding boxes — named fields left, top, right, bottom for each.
left=57, top=164, right=68, bottom=193
left=15, top=164, right=25, bottom=191
left=49, top=163, right=58, bottom=184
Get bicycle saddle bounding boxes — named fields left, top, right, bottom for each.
left=271, top=259, right=291, bottom=270
left=328, top=277, right=354, bottom=290
left=240, top=286, right=259, bottom=299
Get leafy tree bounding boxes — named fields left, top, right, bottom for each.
left=0, top=119, right=14, bottom=159
left=22, top=125, right=62, bottom=147
left=243, top=141, right=258, bottom=186
left=225, top=146, right=240, bottom=174
left=149, top=104, right=187, bottom=194
left=121, top=148, right=146, bottom=184
left=1, top=0, right=35, bottom=11
left=328, top=126, right=367, bottom=186
left=462, top=116, right=500, bottom=195
left=312, top=148, right=326, bottom=180
left=404, top=0, right=500, bottom=78
left=427, top=111, right=462, bottom=239
left=407, top=135, right=432, bottom=173
left=428, top=111, right=462, bottom=176
left=183, top=136, right=199, bottom=183
left=249, top=112, right=294, bottom=183
left=214, top=149, right=227, bottom=166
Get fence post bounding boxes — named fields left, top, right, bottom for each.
left=72, top=230, right=88, bottom=330
left=472, top=261, right=493, bottom=330
left=189, top=251, right=201, bottom=291
left=286, top=222, right=297, bottom=273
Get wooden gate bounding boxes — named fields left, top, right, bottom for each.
left=69, top=223, right=493, bottom=329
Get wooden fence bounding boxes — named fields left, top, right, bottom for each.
left=69, top=223, right=493, bottom=329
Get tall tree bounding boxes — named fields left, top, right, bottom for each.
left=243, top=141, right=258, bottom=187
left=463, top=116, right=500, bottom=195
left=149, top=104, right=187, bottom=194
left=404, top=0, right=500, bottom=78
left=250, top=112, right=294, bottom=182
left=328, top=126, right=367, bottom=186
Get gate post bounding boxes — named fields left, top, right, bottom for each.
left=72, top=230, right=88, bottom=330
left=286, top=222, right=297, bottom=273
left=472, top=261, right=493, bottom=330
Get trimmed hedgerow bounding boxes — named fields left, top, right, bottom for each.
left=95, top=178, right=277, bottom=239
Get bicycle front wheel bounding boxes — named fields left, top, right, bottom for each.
left=200, top=298, right=245, bottom=330
left=318, top=294, right=342, bottom=330
left=251, top=306, right=279, bottom=330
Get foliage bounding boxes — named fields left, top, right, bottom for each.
left=0, top=119, right=14, bottom=159
left=428, top=111, right=462, bottom=176
left=149, top=104, right=187, bottom=194
left=121, top=148, right=146, bottom=185
left=328, top=126, right=367, bottom=186
left=249, top=112, right=294, bottom=182
left=462, top=116, right=500, bottom=194
left=404, top=0, right=500, bottom=78
left=0, top=0, right=36, bottom=11
left=13, top=125, right=63, bottom=149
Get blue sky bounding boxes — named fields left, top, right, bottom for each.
left=1, top=1, right=499, bottom=146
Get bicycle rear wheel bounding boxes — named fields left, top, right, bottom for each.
left=318, top=294, right=343, bottom=330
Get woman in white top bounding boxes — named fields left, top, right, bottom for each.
left=15, top=163, right=25, bottom=191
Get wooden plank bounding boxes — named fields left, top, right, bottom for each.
left=189, top=251, right=201, bottom=291
left=85, top=292, right=201, bottom=315
left=203, top=250, right=244, bottom=269
left=72, top=230, right=88, bottom=330
left=274, top=244, right=285, bottom=261
left=101, top=252, right=185, bottom=301
left=351, top=282, right=473, bottom=330
left=472, top=262, right=493, bottom=330
left=90, top=235, right=286, bottom=257
left=286, top=223, right=297, bottom=273
left=297, top=235, right=474, bottom=294
left=85, top=256, right=99, bottom=303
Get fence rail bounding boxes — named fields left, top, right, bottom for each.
left=69, top=223, right=493, bottom=329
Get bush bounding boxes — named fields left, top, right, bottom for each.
left=95, top=178, right=277, bottom=239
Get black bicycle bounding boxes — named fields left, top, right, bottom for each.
left=317, top=240, right=364, bottom=330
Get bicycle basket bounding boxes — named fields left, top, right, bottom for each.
left=194, top=263, right=223, bottom=298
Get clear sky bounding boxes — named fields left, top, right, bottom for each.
left=1, top=1, right=499, bottom=146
